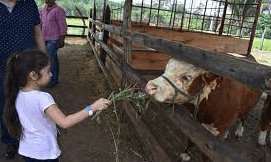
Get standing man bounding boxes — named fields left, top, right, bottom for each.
left=0, top=0, right=46, bottom=159
left=40, top=0, right=67, bottom=87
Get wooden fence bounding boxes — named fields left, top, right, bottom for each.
left=87, top=1, right=271, bottom=162
left=66, top=16, right=88, bottom=37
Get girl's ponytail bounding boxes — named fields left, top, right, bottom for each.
left=3, top=49, right=50, bottom=139
left=4, top=53, right=22, bottom=139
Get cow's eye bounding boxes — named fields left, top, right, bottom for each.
left=180, top=75, right=193, bottom=83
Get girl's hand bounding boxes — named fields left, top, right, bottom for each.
left=91, top=98, right=111, bottom=111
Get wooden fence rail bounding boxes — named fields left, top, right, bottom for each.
left=66, top=16, right=88, bottom=37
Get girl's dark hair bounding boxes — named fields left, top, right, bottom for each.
left=4, top=49, right=50, bottom=139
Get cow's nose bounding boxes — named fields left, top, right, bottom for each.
left=145, top=81, right=157, bottom=96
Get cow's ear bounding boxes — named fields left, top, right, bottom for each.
left=203, top=72, right=221, bottom=84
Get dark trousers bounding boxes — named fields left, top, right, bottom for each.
left=23, top=156, right=59, bottom=162
left=0, top=72, right=18, bottom=146
left=45, top=40, right=59, bottom=84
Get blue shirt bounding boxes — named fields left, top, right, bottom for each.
left=0, top=0, right=40, bottom=73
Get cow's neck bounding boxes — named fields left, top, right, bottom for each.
left=189, top=77, right=219, bottom=107
left=189, top=84, right=212, bottom=114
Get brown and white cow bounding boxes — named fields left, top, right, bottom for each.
left=145, top=58, right=270, bottom=145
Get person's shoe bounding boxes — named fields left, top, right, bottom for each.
left=4, top=144, right=17, bottom=159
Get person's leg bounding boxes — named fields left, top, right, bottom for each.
left=0, top=72, right=18, bottom=159
left=46, top=40, right=59, bottom=86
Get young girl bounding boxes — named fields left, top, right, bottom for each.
left=3, top=49, right=111, bottom=162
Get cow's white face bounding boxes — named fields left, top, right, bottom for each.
left=145, top=58, right=206, bottom=103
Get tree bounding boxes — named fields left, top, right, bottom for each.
left=227, top=0, right=258, bottom=36
left=255, top=0, right=271, bottom=49
left=256, top=13, right=271, bottom=49
left=261, top=0, right=271, bottom=13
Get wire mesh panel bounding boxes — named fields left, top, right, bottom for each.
left=223, top=0, right=258, bottom=38
left=108, top=0, right=125, bottom=20
left=107, top=0, right=261, bottom=38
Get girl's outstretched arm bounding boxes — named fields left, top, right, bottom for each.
left=45, top=98, right=110, bottom=129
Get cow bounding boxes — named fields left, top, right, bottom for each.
left=145, top=58, right=269, bottom=160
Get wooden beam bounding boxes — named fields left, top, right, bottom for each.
left=123, top=101, right=172, bottom=162
left=89, top=18, right=122, bottom=39
left=169, top=0, right=175, bottom=27
left=92, top=4, right=96, bottom=45
left=66, top=15, right=88, bottom=19
left=67, top=25, right=87, bottom=29
left=157, top=0, right=161, bottom=27
left=148, top=0, right=153, bottom=25
left=140, top=0, right=144, bottom=26
left=247, top=0, right=262, bottom=55
left=89, top=31, right=146, bottom=87
left=123, top=0, right=132, bottom=63
left=180, top=0, right=186, bottom=30
left=100, top=5, right=111, bottom=65
left=155, top=103, right=248, bottom=162
left=87, top=35, right=117, bottom=90
left=65, top=34, right=86, bottom=38
left=122, top=63, right=147, bottom=87
left=110, top=42, right=124, bottom=57
left=90, top=31, right=121, bottom=68
left=121, top=0, right=133, bottom=88
left=219, top=0, right=228, bottom=35
left=130, top=51, right=170, bottom=70
left=130, top=26, right=249, bottom=55
left=88, top=9, right=92, bottom=39
left=172, top=0, right=177, bottom=28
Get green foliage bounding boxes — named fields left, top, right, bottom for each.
left=253, top=37, right=271, bottom=51
left=35, top=0, right=92, bottom=16
left=35, top=0, right=44, bottom=8
left=228, top=0, right=257, bottom=18
left=67, top=18, right=87, bottom=25
left=66, top=18, right=88, bottom=35
left=256, top=13, right=271, bottom=39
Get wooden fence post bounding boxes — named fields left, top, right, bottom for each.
left=122, top=0, right=132, bottom=88
left=88, top=9, right=92, bottom=39
left=247, top=0, right=262, bottom=55
left=100, top=5, right=111, bottom=65
left=92, top=3, right=96, bottom=45
left=219, top=0, right=227, bottom=35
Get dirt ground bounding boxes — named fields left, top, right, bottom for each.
left=251, top=49, right=271, bottom=66
left=0, top=37, right=271, bottom=162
